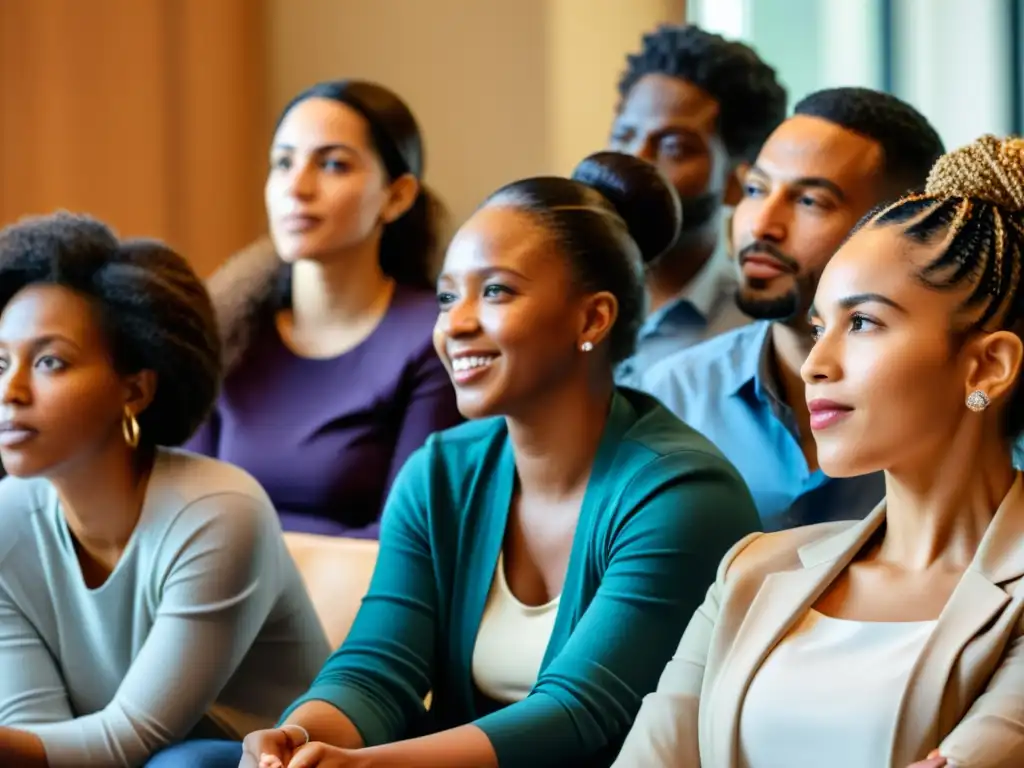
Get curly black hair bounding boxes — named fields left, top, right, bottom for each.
left=0, top=212, right=222, bottom=448
left=794, top=87, right=945, bottom=199
left=618, top=24, right=787, bottom=163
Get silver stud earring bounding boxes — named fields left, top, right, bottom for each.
left=580, top=341, right=594, bottom=352
left=966, top=390, right=991, bottom=412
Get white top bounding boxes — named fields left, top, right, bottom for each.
left=0, top=449, right=331, bottom=767
left=471, top=553, right=560, bottom=704
left=739, top=609, right=936, bottom=768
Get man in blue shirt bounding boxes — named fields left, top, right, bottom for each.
left=609, top=25, right=787, bottom=384
left=642, top=88, right=946, bottom=530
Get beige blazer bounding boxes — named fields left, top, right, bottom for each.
left=613, top=475, right=1024, bottom=768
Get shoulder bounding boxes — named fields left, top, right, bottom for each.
left=155, top=448, right=272, bottom=503
left=389, top=286, right=443, bottom=337
left=722, top=519, right=861, bottom=584
left=609, top=388, right=744, bottom=490
left=394, top=417, right=507, bottom=485
left=382, top=286, right=446, bottom=366
left=0, top=475, right=53, bottom=569
left=147, top=449, right=278, bottom=534
left=641, top=321, right=766, bottom=402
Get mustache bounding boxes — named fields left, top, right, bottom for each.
left=737, top=241, right=800, bottom=273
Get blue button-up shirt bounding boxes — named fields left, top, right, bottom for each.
left=640, top=321, right=885, bottom=531
left=616, top=253, right=749, bottom=387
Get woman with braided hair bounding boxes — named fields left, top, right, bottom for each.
left=613, top=135, right=1024, bottom=768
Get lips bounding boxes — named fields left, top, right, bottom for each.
left=741, top=253, right=790, bottom=280
left=807, top=399, right=853, bottom=431
left=448, top=352, right=499, bottom=385
left=0, top=420, right=38, bottom=448
left=279, top=214, right=322, bottom=233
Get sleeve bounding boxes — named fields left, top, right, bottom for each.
left=474, top=453, right=763, bottom=768
left=20, top=491, right=283, bottom=768
left=279, top=447, right=437, bottom=746
left=383, top=348, right=461, bottom=495
left=609, top=531, right=761, bottom=767
left=937, top=624, right=1024, bottom=768
left=182, top=406, right=222, bottom=457
left=0, top=585, right=74, bottom=727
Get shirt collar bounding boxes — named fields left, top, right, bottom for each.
left=641, top=250, right=735, bottom=336
left=728, top=320, right=779, bottom=402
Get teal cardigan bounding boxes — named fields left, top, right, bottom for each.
left=281, top=389, right=760, bottom=766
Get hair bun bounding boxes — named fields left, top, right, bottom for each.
left=925, top=135, right=1024, bottom=211
left=571, top=151, right=682, bottom=263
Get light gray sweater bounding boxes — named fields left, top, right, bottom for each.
left=0, top=449, right=331, bottom=767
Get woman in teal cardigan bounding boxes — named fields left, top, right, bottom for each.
left=153, top=152, right=759, bottom=768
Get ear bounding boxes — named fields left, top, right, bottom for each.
left=380, top=173, right=420, bottom=224
left=964, top=330, right=1024, bottom=406
left=123, top=369, right=158, bottom=419
left=577, top=291, right=619, bottom=352
left=722, top=162, right=748, bottom=207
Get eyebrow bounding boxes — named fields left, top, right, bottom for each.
left=270, top=143, right=359, bottom=155
left=748, top=165, right=848, bottom=201
left=807, top=292, right=907, bottom=321
left=0, top=334, right=82, bottom=351
left=437, top=266, right=533, bottom=284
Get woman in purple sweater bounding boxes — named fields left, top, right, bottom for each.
left=186, top=81, right=461, bottom=538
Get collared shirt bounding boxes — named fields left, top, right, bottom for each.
left=616, top=251, right=750, bottom=387
left=639, top=321, right=885, bottom=531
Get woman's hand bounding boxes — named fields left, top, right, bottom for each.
left=906, top=750, right=948, bottom=768
left=240, top=727, right=307, bottom=767
left=285, top=742, right=369, bottom=768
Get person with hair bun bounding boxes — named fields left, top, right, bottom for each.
left=165, top=152, right=760, bottom=768
left=187, top=80, right=461, bottom=538
left=0, top=213, right=329, bottom=767
left=614, top=135, right=1024, bottom=768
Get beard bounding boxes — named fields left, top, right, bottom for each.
left=733, top=240, right=814, bottom=322
left=735, top=285, right=800, bottom=321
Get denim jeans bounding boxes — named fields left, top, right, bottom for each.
left=144, top=739, right=243, bottom=767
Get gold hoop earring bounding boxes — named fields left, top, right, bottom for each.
left=122, top=407, right=140, bottom=449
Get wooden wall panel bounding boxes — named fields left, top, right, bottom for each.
left=0, top=0, right=266, bottom=275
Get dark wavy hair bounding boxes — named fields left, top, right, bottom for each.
left=0, top=212, right=221, bottom=448
left=210, top=80, right=448, bottom=372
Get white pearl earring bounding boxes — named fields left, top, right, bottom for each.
left=580, top=341, right=594, bottom=352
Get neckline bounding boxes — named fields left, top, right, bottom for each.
left=496, top=552, right=561, bottom=614
left=272, top=282, right=404, bottom=363
left=57, top=449, right=166, bottom=595
left=809, top=608, right=938, bottom=628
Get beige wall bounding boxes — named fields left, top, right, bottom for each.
left=0, top=0, right=266, bottom=276
left=266, top=0, right=684, bottom=229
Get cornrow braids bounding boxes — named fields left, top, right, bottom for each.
left=864, top=135, right=1024, bottom=436
left=618, top=24, right=786, bottom=163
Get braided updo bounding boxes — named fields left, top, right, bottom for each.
left=864, top=134, right=1024, bottom=436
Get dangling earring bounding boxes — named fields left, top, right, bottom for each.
left=580, top=341, right=594, bottom=352
left=966, top=390, right=991, bottom=412
left=122, top=406, right=140, bottom=448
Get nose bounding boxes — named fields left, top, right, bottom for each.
left=800, top=328, right=842, bottom=385
left=282, top=159, right=317, bottom=201
left=744, top=189, right=788, bottom=244
left=438, top=295, right=481, bottom=339
left=0, top=362, right=31, bottom=406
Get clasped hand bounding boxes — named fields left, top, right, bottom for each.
left=241, top=729, right=368, bottom=768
